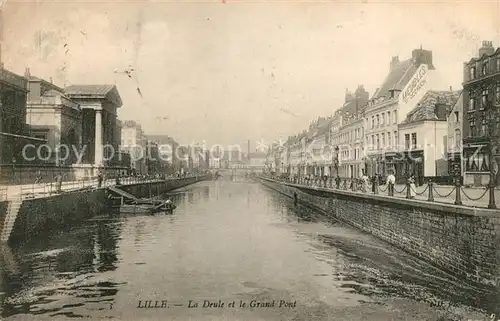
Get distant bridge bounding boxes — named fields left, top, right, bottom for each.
left=212, top=167, right=264, bottom=176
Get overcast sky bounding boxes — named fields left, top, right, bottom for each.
left=2, top=0, right=499, bottom=150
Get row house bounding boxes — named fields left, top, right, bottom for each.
left=286, top=136, right=302, bottom=176
left=396, top=90, right=460, bottom=184
left=121, top=120, right=147, bottom=174
left=462, top=41, right=500, bottom=186
left=447, top=92, right=463, bottom=178
left=364, top=47, right=446, bottom=179
left=330, top=86, right=368, bottom=178
left=304, top=118, right=332, bottom=177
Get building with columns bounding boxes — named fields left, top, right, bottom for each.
left=26, top=71, right=81, bottom=165
left=64, top=85, right=123, bottom=176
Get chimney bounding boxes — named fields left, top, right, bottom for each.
left=49, top=77, right=53, bottom=84
left=24, top=67, right=30, bottom=78
left=412, top=47, right=434, bottom=69
left=449, top=86, right=452, bottom=91
left=390, top=56, right=399, bottom=71
left=478, top=40, right=494, bottom=57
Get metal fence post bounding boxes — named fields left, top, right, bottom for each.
left=454, top=177, right=462, bottom=205
left=427, top=180, right=434, bottom=202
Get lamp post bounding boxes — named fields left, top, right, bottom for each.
left=487, top=106, right=497, bottom=209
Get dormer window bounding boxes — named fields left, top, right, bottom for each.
left=470, top=66, right=476, bottom=79
left=482, top=62, right=488, bottom=75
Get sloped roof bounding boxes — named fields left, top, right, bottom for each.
left=64, top=84, right=123, bottom=107
left=372, top=59, right=416, bottom=100
left=402, top=90, right=461, bottom=124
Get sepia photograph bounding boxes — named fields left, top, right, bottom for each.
left=0, top=0, right=499, bottom=320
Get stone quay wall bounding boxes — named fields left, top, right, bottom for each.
left=260, top=177, right=500, bottom=288
left=6, top=175, right=210, bottom=246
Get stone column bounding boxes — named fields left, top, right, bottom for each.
left=94, top=108, right=103, bottom=166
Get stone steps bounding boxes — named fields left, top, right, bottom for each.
left=0, top=200, right=23, bottom=243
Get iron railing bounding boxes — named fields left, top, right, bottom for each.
left=260, top=174, right=497, bottom=209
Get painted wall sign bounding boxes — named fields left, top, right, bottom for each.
left=402, top=64, right=428, bottom=104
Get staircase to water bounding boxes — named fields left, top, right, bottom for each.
left=0, top=200, right=23, bottom=243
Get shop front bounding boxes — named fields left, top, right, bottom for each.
left=393, top=150, right=424, bottom=185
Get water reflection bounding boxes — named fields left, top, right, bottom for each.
left=267, top=190, right=500, bottom=317
left=0, top=218, right=122, bottom=318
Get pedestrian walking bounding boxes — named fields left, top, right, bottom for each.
left=386, top=170, right=395, bottom=196
left=97, top=170, right=103, bottom=188
left=361, top=170, right=369, bottom=192
left=55, top=173, right=63, bottom=193
left=408, top=174, right=416, bottom=199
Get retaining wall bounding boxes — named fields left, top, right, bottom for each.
left=6, top=176, right=209, bottom=246
left=260, top=177, right=500, bottom=288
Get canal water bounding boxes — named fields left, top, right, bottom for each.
left=0, top=178, right=497, bottom=320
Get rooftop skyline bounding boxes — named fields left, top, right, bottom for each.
left=2, top=0, right=498, bottom=149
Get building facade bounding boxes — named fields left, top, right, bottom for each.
left=396, top=90, right=460, bottom=184
left=26, top=71, right=82, bottom=165
left=364, top=48, right=442, bottom=178
left=64, top=85, right=123, bottom=171
left=121, top=120, right=147, bottom=174
left=447, top=92, right=463, bottom=178
left=462, top=41, right=500, bottom=186
left=330, top=86, right=368, bottom=178
left=0, top=67, right=45, bottom=166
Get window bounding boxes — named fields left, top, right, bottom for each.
left=469, top=118, right=476, bottom=137
left=454, top=111, right=459, bottom=122
left=371, top=116, right=375, bottom=129
left=381, top=113, right=385, bottom=126
left=481, top=116, right=487, bottom=136
left=394, top=131, right=398, bottom=146
left=454, top=129, right=461, bottom=150
left=376, top=134, right=380, bottom=150
left=411, top=133, right=417, bottom=149
left=387, top=131, right=391, bottom=147
left=404, top=134, right=410, bottom=149
left=381, top=133, right=385, bottom=147
left=469, top=91, right=476, bottom=111
left=470, top=66, right=476, bottom=79
left=393, top=110, right=397, bottom=124
left=376, top=114, right=380, bottom=126
left=482, top=62, right=488, bottom=75
left=387, top=111, right=391, bottom=125
left=371, top=135, right=374, bottom=148
left=481, top=88, right=488, bottom=108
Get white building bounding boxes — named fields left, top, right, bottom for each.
left=396, top=90, right=461, bottom=184
left=121, top=120, right=147, bottom=174
left=364, top=48, right=449, bottom=180
left=446, top=92, right=463, bottom=178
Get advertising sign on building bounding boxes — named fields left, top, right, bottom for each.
left=401, top=64, right=428, bottom=104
